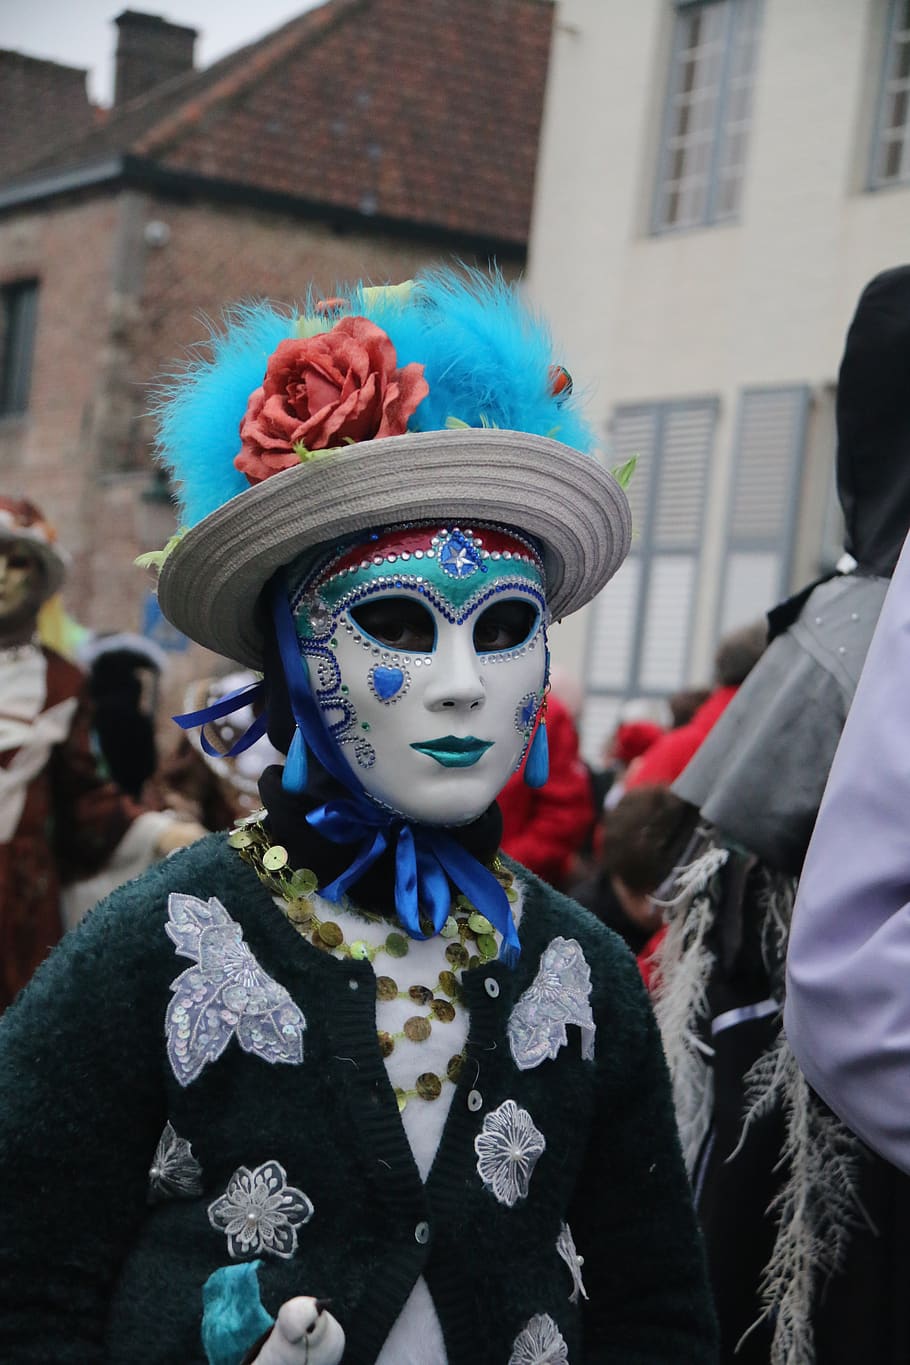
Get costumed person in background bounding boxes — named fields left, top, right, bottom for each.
left=78, top=631, right=169, bottom=799
left=785, top=283, right=910, bottom=1181
left=652, top=263, right=910, bottom=1365
left=147, top=670, right=286, bottom=830
left=666, top=687, right=712, bottom=731
left=785, top=530, right=910, bottom=1175
left=497, top=687, right=595, bottom=889
left=0, top=270, right=717, bottom=1364
left=622, top=619, right=767, bottom=794
left=563, top=706, right=665, bottom=890
left=601, top=703, right=667, bottom=814
left=570, top=784, right=694, bottom=961
left=0, top=497, right=203, bottom=1006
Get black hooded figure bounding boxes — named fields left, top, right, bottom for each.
left=654, top=265, right=910, bottom=1365
left=81, top=634, right=165, bottom=799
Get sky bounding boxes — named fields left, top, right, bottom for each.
left=1, top=0, right=324, bottom=105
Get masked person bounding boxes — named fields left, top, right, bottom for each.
left=0, top=271, right=717, bottom=1364
left=0, top=497, right=202, bottom=1007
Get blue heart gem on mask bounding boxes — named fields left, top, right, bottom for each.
left=371, top=665, right=406, bottom=701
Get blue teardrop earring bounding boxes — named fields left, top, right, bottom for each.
left=282, top=726, right=309, bottom=793
left=524, top=699, right=550, bottom=788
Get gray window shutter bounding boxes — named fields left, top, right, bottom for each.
left=870, top=0, right=910, bottom=186
left=718, top=385, right=809, bottom=634
left=581, top=399, right=717, bottom=761
left=638, top=403, right=715, bottom=690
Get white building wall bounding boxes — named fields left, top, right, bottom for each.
left=527, top=0, right=910, bottom=759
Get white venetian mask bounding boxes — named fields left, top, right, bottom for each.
left=288, top=524, right=548, bottom=825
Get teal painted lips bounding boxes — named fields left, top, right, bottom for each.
left=410, top=736, right=494, bottom=767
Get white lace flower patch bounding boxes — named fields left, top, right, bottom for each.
left=208, top=1159, right=314, bottom=1259
left=509, top=1312, right=569, bottom=1364
left=148, top=1120, right=204, bottom=1203
left=474, top=1099, right=545, bottom=1207
left=165, top=893, right=306, bottom=1086
left=556, top=1222, right=588, bottom=1303
left=507, top=937, right=595, bottom=1071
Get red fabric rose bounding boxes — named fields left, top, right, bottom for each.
left=234, top=316, right=429, bottom=484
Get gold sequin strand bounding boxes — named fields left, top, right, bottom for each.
left=228, top=815, right=517, bottom=1108
left=228, top=815, right=517, bottom=966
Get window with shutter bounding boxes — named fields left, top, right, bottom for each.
left=717, top=386, right=809, bottom=635
left=870, top=0, right=910, bottom=187
left=0, top=280, right=39, bottom=417
left=653, top=0, right=764, bottom=232
left=580, top=399, right=717, bottom=762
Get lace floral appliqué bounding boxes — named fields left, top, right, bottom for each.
left=208, top=1159, right=314, bottom=1259
left=507, top=936, right=595, bottom=1071
left=556, top=1222, right=588, bottom=1303
left=509, top=1312, right=569, bottom=1364
left=165, top=892, right=306, bottom=1086
left=474, top=1099, right=545, bottom=1207
left=148, top=1120, right=204, bottom=1203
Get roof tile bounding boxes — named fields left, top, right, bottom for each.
left=5, top=0, right=553, bottom=246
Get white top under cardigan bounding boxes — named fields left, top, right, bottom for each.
left=271, top=883, right=523, bottom=1365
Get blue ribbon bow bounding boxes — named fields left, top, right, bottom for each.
left=173, top=680, right=269, bottom=759
left=308, top=794, right=519, bottom=961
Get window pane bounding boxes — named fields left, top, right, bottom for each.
left=579, top=693, right=623, bottom=769
left=0, top=281, right=39, bottom=416
left=585, top=399, right=716, bottom=708
left=872, top=0, right=910, bottom=185
left=719, top=551, right=779, bottom=634
left=655, top=0, right=763, bottom=231
left=587, top=558, right=642, bottom=690
left=717, top=387, right=808, bottom=637
left=639, top=554, right=697, bottom=690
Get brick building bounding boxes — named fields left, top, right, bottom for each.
left=0, top=0, right=553, bottom=693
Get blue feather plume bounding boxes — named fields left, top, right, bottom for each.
left=365, top=267, right=596, bottom=453
left=154, top=267, right=597, bottom=530
left=154, top=303, right=298, bottom=526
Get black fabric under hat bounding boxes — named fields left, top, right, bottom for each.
left=259, top=762, right=503, bottom=918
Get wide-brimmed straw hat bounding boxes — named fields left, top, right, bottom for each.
left=0, top=496, right=69, bottom=603
left=151, top=269, right=631, bottom=669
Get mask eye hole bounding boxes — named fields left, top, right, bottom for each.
left=350, top=596, right=436, bottom=652
left=473, top=599, right=539, bottom=653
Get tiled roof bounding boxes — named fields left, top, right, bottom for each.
left=9, top=0, right=553, bottom=248
left=0, top=52, right=98, bottom=179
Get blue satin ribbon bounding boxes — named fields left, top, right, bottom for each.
left=173, top=681, right=270, bottom=759
left=270, top=573, right=521, bottom=965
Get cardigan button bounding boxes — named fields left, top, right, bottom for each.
left=484, top=977, right=500, bottom=999
left=467, top=1089, right=483, bottom=1112
left=414, top=1220, right=430, bottom=1245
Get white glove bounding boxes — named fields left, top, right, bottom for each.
left=252, top=1298, right=345, bottom=1365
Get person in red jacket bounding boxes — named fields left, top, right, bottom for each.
left=625, top=620, right=766, bottom=791
left=498, top=689, right=595, bottom=888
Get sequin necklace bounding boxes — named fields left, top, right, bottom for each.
left=229, top=814, right=518, bottom=1110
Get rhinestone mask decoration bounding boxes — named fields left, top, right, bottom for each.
left=288, top=523, right=548, bottom=825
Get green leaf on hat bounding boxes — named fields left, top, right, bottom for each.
left=134, top=528, right=187, bottom=573
left=611, top=455, right=638, bottom=491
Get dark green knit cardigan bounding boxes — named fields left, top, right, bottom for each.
left=0, top=834, right=716, bottom=1363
